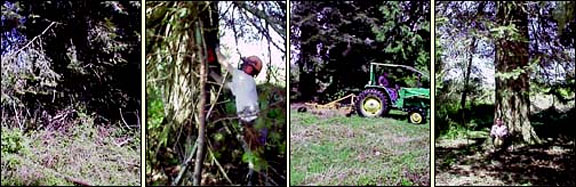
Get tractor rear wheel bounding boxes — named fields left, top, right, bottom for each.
left=355, top=89, right=389, bottom=117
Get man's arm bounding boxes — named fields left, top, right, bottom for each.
left=215, top=47, right=235, bottom=73
left=209, top=70, right=232, bottom=90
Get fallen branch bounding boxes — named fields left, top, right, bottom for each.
left=268, top=165, right=286, bottom=180
left=172, top=140, right=199, bottom=186
left=258, top=171, right=278, bottom=186
left=207, top=143, right=233, bottom=185
left=64, top=176, right=92, bottom=186
left=211, top=116, right=240, bottom=125
left=119, top=108, right=132, bottom=130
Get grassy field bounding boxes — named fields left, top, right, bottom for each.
left=290, top=110, right=430, bottom=186
left=1, top=119, right=140, bottom=186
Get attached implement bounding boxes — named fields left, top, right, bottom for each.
left=304, top=94, right=356, bottom=114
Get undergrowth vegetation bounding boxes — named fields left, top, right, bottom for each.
left=146, top=83, right=287, bottom=185
left=1, top=114, right=140, bottom=186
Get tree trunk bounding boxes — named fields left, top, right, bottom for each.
left=494, top=2, right=541, bottom=145
left=460, top=37, right=476, bottom=125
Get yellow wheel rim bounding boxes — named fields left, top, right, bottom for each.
left=410, top=112, right=423, bottom=123
left=362, top=97, right=382, bottom=116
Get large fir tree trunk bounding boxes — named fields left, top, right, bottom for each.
left=494, top=2, right=541, bottom=145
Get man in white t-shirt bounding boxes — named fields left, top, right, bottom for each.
left=210, top=48, right=266, bottom=147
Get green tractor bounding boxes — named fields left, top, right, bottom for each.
left=355, top=63, right=430, bottom=124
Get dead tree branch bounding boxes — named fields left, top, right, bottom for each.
left=8, top=22, right=59, bottom=59
left=207, top=142, right=233, bottom=185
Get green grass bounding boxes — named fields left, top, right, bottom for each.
left=290, top=110, right=430, bottom=186
left=1, top=121, right=140, bottom=186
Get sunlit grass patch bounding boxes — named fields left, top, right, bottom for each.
left=290, top=110, right=430, bottom=186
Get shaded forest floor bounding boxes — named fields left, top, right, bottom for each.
left=290, top=107, right=430, bottom=186
left=1, top=122, right=140, bottom=186
left=435, top=134, right=576, bottom=186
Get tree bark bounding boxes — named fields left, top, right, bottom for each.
left=494, top=2, right=541, bottom=145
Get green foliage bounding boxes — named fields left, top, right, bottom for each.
left=251, top=83, right=287, bottom=172
left=375, top=2, right=430, bottom=70
left=494, top=66, right=528, bottom=80
left=490, top=23, right=525, bottom=42
left=1, top=128, right=25, bottom=154
left=241, top=151, right=268, bottom=172
left=552, top=1, right=576, bottom=36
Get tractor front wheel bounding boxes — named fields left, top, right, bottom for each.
left=408, top=108, right=427, bottom=124
left=355, top=89, right=389, bottom=117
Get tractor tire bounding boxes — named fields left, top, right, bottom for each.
left=355, top=89, right=389, bottom=117
left=408, top=108, right=427, bottom=124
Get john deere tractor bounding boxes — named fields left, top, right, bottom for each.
left=355, top=63, right=430, bottom=124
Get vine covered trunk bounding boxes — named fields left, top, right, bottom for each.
left=494, top=2, right=541, bottom=145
